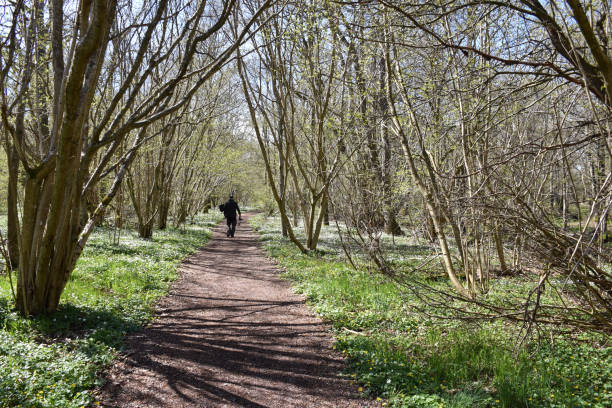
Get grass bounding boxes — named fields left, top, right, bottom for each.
left=0, top=212, right=223, bottom=408
left=250, top=214, right=612, bottom=408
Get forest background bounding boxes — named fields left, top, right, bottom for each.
left=0, top=0, right=610, bottom=407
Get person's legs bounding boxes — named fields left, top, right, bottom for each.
left=230, top=218, right=237, bottom=237
left=227, top=217, right=237, bottom=237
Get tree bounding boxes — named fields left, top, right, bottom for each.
left=369, top=0, right=612, bottom=331
left=0, top=0, right=274, bottom=315
left=239, top=0, right=362, bottom=251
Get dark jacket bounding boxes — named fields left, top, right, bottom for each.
left=223, top=199, right=241, bottom=219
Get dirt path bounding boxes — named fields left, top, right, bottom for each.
left=100, top=213, right=377, bottom=408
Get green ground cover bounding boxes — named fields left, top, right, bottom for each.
left=0, top=213, right=223, bottom=408
left=250, top=215, right=611, bottom=408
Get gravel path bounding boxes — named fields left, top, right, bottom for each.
left=100, top=213, right=377, bottom=408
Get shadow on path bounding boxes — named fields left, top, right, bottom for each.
left=101, top=213, right=377, bottom=408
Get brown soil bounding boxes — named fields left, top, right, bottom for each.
left=99, top=213, right=379, bottom=408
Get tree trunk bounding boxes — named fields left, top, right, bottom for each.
left=138, top=222, right=154, bottom=239
left=378, top=54, right=402, bottom=236
left=6, top=144, right=20, bottom=268
left=278, top=112, right=288, bottom=237
left=322, top=193, right=330, bottom=226
left=562, top=181, right=568, bottom=231
left=424, top=206, right=436, bottom=242
left=158, top=194, right=171, bottom=230
left=494, top=223, right=507, bottom=273
left=176, top=209, right=187, bottom=226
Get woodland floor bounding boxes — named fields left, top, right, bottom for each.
left=99, top=213, right=378, bottom=408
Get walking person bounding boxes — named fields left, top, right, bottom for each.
left=221, top=195, right=242, bottom=237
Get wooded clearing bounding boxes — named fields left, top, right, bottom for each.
left=0, top=1, right=611, bottom=407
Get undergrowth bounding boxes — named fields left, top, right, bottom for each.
left=0, top=213, right=222, bottom=408
left=250, top=214, right=611, bottom=408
